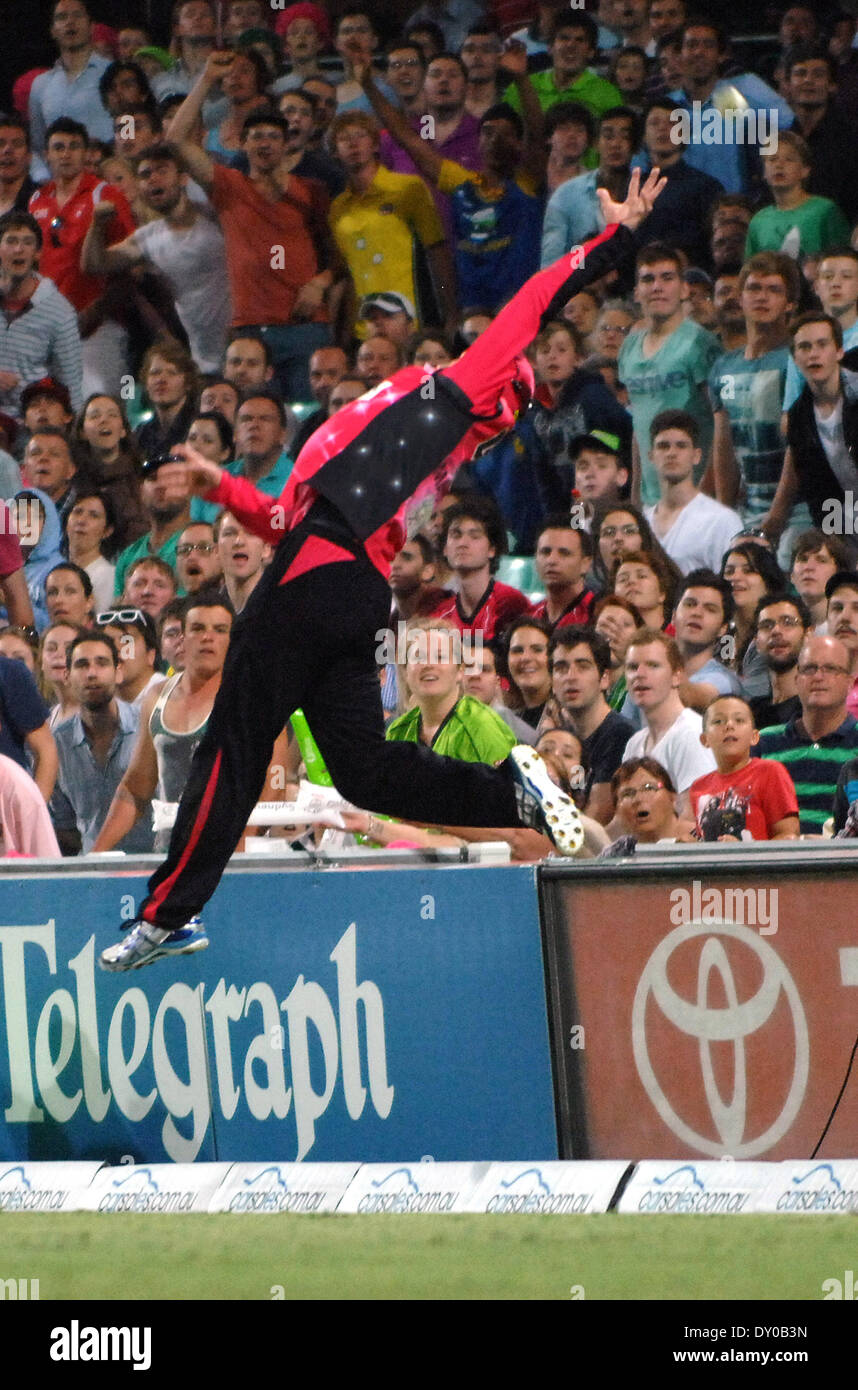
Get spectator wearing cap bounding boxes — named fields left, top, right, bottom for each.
left=358, top=293, right=416, bottom=348
left=631, top=98, right=723, bottom=270
left=568, top=432, right=629, bottom=528
left=28, top=1, right=116, bottom=168
left=503, top=13, right=621, bottom=120
left=541, top=105, right=638, bottom=266
left=825, top=572, right=858, bottom=721
left=754, top=632, right=858, bottom=834
left=96, top=606, right=165, bottom=709
left=191, top=389, right=293, bottom=525
left=49, top=628, right=153, bottom=854
left=113, top=455, right=192, bottom=599
left=17, top=378, right=74, bottom=461
left=0, top=116, right=40, bottom=219
left=0, top=212, right=83, bottom=420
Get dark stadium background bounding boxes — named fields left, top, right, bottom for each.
left=1, top=1, right=809, bottom=116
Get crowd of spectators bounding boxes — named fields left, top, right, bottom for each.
left=1, top=0, right=858, bottom=858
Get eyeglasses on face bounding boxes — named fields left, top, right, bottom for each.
left=796, top=663, right=851, bottom=677
left=757, top=615, right=803, bottom=632
left=601, top=524, right=639, bottom=539
left=617, top=781, right=665, bottom=801
left=176, top=542, right=215, bottom=556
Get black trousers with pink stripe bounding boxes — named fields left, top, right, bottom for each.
left=141, top=501, right=521, bottom=931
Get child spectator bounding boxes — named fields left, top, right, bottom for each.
left=691, top=693, right=799, bottom=840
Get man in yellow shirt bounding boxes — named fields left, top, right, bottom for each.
left=328, top=110, right=457, bottom=335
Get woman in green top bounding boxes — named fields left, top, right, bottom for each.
left=745, top=131, right=850, bottom=259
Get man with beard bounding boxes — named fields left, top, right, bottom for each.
left=82, top=143, right=231, bottom=376
left=712, top=269, right=744, bottom=353
left=113, top=461, right=192, bottom=598
left=826, top=573, right=858, bottom=721
left=750, top=591, right=810, bottom=730
left=50, top=629, right=152, bottom=854
left=97, top=607, right=165, bottom=710
left=175, top=522, right=222, bottom=596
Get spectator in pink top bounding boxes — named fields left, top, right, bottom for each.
left=0, top=751, right=60, bottom=855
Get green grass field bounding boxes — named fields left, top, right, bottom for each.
left=2, top=1214, right=854, bottom=1300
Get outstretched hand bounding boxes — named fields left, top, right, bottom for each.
left=161, top=444, right=224, bottom=497
left=596, top=167, right=667, bottom=231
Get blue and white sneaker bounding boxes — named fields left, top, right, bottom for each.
left=99, top=917, right=208, bottom=972
left=508, top=745, right=585, bottom=856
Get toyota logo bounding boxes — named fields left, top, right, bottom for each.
left=632, top=920, right=809, bottom=1157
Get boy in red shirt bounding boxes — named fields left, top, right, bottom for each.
left=691, top=694, right=799, bottom=841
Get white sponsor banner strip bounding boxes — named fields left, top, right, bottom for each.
left=338, top=1161, right=492, bottom=1214
left=79, top=1163, right=234, bottom=1214
left=618, top=1161, right=774, bottom=1215
left=210, top=1162, right=361, bottom=1213
left=0, top=1160, right=105, bottom=1212
left=756, top=1160, right=858, bottom=1214
left=468, top=1161, right=630, bottom=1214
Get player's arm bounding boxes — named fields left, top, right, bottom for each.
left=25, top=721, right=57, bottom=803
left=443, top=170, right=667, bottom=407
left=81, top=200, right=143, bottom=275
left=92, top=689, right=161, bottom=851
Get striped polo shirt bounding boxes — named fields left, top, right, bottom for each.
left=0, top=277, right=82, bottom=417
left=755, top=716, right=858, bottom=833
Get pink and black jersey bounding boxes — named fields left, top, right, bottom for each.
left=204, top=225, right=636, bottom=577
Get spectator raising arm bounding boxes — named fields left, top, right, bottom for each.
left=495, top=40, right=546, bottom=188
left=81, top=198, right=144, bottom=276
